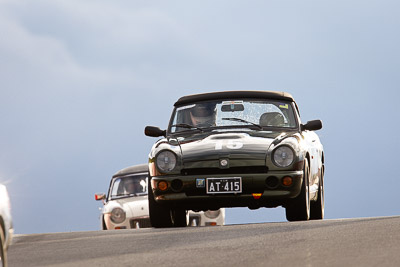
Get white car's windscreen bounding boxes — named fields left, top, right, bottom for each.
left=110, top=174, right=148, bottom=199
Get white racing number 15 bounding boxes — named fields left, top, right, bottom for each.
left=215, top=140, right=243, bottom=150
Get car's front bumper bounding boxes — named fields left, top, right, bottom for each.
left=103, top=214, right=151, bottom=230
left=151, top=171, right=303, bottom=210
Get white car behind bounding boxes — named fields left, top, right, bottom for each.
left=95, top=164, right=224, bottom=229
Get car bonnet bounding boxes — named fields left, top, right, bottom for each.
left=176, top=131, right=282, bottom=167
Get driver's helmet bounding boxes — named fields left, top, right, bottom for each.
left=124, top=179, right=140, bottom=194
left=189, top=103, right=216, bottom=127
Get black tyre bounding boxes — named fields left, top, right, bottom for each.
left=171, top=209, right=188, bottom=227
left=285, top=159, right=310, bottom=221
left=148, top=179, right=173, bottom=228
left=102, top=217, right=107, bottom=230
left=310, top=165, right=324, bottom=220
left=0, top=224, right=7, bottom=267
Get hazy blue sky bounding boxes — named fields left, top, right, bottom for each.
left=1, top=0, right=399, bottom=234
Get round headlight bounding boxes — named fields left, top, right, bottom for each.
left=204, top=210, right=221, bottom=219
left=156, top=150, right=177, bottom=173
left=273, top=146, right=294, bottom=167
left=110, top=207, right=126, bottom=224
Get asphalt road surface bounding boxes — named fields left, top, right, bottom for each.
left=8, top=216, right=400, bottom=266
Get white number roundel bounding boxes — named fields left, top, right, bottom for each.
left=215, top=140, right=243, bottom=150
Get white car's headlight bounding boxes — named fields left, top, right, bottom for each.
left=204, top=210, right=221, bottom=219
left=273, top=145, right=294, bottom=167
left=156, top=150, right=177, bottom=173
left=110, top=207, right=126, bottom=224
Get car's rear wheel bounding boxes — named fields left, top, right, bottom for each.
left=171, top=209, right=188, bottom=227
left=310, top=165, right=324, bottom=220
left=285, top=159, right=310, bottom=221
left=148, top=179, right=173, bottom=228
left=0, top=224, right=7, bottom=267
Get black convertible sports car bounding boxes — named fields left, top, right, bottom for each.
left=145, top=91, right=324, bottom=227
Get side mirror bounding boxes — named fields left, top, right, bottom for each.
left=145, top=126, right=166, bottom=137
left=95, top=193, right=106, bottom=201
left=301, top=120, right=322, bottom=131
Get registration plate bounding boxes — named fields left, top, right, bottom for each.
left=206, top=177, right=242, bottom=194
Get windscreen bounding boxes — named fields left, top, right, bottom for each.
left=170, top=99, right=297, bottom=133
left=109, top=174, right=148, bottom=199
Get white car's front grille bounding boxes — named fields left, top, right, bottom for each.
left=130, top=218, right=151, bottom=229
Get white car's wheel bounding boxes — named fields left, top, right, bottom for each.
left=0, top=224, right=7, bottom=267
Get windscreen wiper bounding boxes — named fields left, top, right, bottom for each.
left=113, top=193, right=137, bottom=198
left=171, top=123, right=204, bottom=132
left=222, top=118, right=263, bottom=130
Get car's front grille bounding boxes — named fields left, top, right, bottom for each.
left=130, top=218, right=152, bottom=229
left=181, top=166, right=268, bottom=176
left=189, top=214, right=201, bottom=227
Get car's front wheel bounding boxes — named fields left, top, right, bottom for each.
left=171, top=209, right=188, bottom=227
left=285, top=159, right=310, bottom=222
left=148, top=179, right=173, bottom=228
left=310, top=165, right=324, bottom=220
left=0, top=223, right=7, bottom=267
